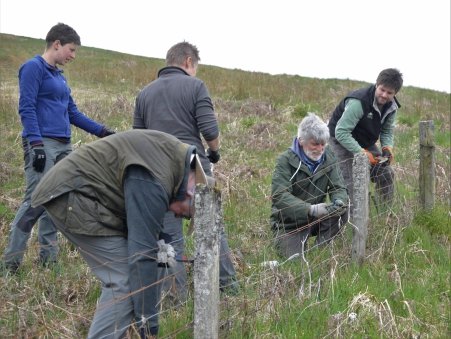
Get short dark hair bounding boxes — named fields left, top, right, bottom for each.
left=376, top=68, right=403, bottom=93
left=166, top=42, right=200, bottom=66
left=45, top=23, right=81, bottom=48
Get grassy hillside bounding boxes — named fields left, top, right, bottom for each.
left=0, top=33, right=449, bottom=338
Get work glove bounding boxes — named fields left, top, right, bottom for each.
left=381, top=146, right=394, bottom=164
left=32, top=146, right=46, bottom=172
left=362, top=149, right=378, bottom=166
left=99, top=126, right=116, bottom=138
left=308, top=203, right=329, bottom=218
left=206, top=148, right=221, bottom=163
left=157, top=239, right=176, bottom=268
left=325, top=199, right=347, bottom=216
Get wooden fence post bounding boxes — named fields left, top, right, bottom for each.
left=419, top=120, right=435, bottom=210
left=351, top=152, right=369, bottom=265
left=193, top=185, right=220, bottom=339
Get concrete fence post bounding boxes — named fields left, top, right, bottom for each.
left=193, top=184, right=220, bottom=339
left=351, top=152, right=370, bottom=265
left=419, top=120, right=435, bottom=210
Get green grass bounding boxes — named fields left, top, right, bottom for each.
left=0, top=32, right=450, bottom=338
left=412, top=204, right=450, bottom=238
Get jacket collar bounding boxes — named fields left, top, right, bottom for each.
left=290, top=137, right=325, bottom=173
left=36, top=55, right=64, bottom=74
left=158, top=66, right=190, bottom=77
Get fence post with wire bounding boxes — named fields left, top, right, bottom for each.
left=193, top=184, right=220, bottom=339
left=419, top=120, right=435, bottom=210
left=351, top=152, right=370, bottom=265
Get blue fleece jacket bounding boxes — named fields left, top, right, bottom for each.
left=19, top=55, right=105, bottom=144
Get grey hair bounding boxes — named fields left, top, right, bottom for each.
left=297, top=112, right=330, bottom=143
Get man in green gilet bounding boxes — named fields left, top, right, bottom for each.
left=32, top=129, right=208, bottom=338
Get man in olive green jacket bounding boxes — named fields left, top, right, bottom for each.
left=271, top=113, right=348, bottom=257
left=32, top=129, right=207, bottom=339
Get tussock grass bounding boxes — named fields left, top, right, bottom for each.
left=0, top=33, right=449, bottom=338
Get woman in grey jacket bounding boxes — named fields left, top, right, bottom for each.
left=271, top=113, right=348, bottom=257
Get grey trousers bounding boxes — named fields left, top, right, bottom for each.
left=56, top=230, right=134, bottom=339
left=158, top=210, right=238, bottom=303
left=157, top=212, right=188, bottom=303
left=329, top=137, right=394, bottom=211
left=3, top=138, right=71, bottom=269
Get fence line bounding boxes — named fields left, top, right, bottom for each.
left=0, top=122, right=444, bottom=337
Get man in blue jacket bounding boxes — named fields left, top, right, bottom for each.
left=2, top=23, right=114, bottom=272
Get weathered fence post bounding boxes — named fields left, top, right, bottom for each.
left=193, top=185, right=220, bottom=339
left=419, top=120, right=435, bottom=210
left=351, top=152, right=369, bottom=265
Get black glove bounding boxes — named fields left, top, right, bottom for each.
left=99, top=126, right=116, bottom=138
left=206, top=148, right=220, bottom=163
left=32, top=146, right=46, bottom=172
left=159, top=232, right=173, bottom=243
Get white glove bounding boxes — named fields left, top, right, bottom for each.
left=157, top=240, right=177, bottom=267
left=309, top=203, right=329, bottom=218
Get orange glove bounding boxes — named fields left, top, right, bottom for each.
left=382, top=146, right=394, bottom=164
left=362, top=149, right=378, bottom=165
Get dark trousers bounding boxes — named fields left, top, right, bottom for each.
left=329, top=137, right=394, bottom=212
left=274, top=212, right=348, bottom=258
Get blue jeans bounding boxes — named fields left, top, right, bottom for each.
left=3, top=137, right=71, bottom=269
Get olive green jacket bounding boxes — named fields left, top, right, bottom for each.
left=32, top=130, right=194, bottom=236
left=270, top=146, right=348, bottom=231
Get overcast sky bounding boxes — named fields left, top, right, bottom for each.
left=1, top=0, right=449, bottom=93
